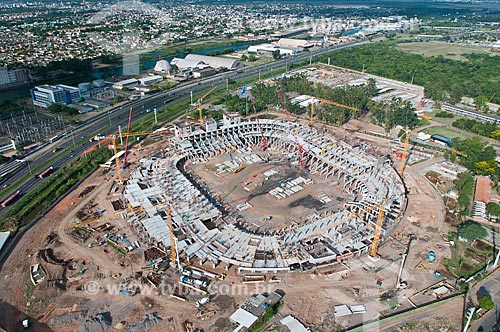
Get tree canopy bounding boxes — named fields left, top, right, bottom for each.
left=325, top=43, right=500, bottom=104
left=451, top=137, right=497, bottom=175
left=458, top=221, right=487, bottom=242
left=479, top=295, right=495, bottom=311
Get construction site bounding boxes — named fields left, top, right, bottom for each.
left=0, top=67, right=466, bottom=332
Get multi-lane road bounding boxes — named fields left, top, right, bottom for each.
left=0, top=36, right=377, bottom=218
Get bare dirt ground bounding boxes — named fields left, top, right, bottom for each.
left=188, top=153, right=352, bottom=232
left=0, top=124, right=461, bottom=332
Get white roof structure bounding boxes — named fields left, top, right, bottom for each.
left=185, top=54, right=243, bottom=70
left=230, top=308, right=258, bottom=330
left=139, top=75, right=163, bottom=85
left=334, top=304, right=352, bottom=317
left=154, top=60, right=172, bottom=73
left=277, top=38, right=313, bottom=49
left=0, top=231, right=10, bottom=253
left=280, top=315, right=309, bottom=332
left=170, top=58, right=208, bottom=70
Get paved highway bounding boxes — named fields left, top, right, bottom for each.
left=0, top=36, right=377, bottom=217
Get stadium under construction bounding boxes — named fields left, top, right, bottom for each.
left=123, top=113, right=407, bottom=273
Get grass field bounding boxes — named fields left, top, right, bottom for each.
left=422, top=126, right=473, bottom=139
left=396, top=42, right=498, bottom=61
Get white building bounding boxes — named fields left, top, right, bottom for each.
left=277, top=38, right=313, bottom=49
left=31, top=84, right=81, bottom=108
left=153, top=59, right=172, bottom=74
left=170, top=58, right=208, bottom=71
left=247, top=43, right=298, bottom=56
left=230, top=308, right=258, bottom=331
left=139, top=75, right=163, bottom=86
left=185, top=54, right=243, bottom=70
left=112, top=78, right=139, bottom=90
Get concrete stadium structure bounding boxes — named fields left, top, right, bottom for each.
left=124, top=114, right=406, bottom=273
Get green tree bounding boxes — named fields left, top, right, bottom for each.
left=474, top=95, right=489, bottom=113
left=272, top=50, right=281, bottom=60
left=454, top=172, right=474, bottom=211
left=458, top=222, right=487, bottom=242
left=487, top=202, right=500, bottom=217
left=478, top=295, right=495, bottom=311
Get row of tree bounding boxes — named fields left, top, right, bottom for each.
left=323, top=43, right=500, bottom=105
left=451, top=137, right=498, bottom=176
left=452, top=118, right=500, bottom=140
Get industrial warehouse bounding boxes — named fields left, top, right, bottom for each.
left=123, top=112, right=407, bottom=272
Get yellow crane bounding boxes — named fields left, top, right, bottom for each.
left=112, top=136, right=123, bottom=183
left=166, top=205, right=177, bottom=266
left=310, top=96, right=359, bottom=125
left=198, top=86, right=217, bottom=122
left=399, top=128, right=412, bottom=176
left=369, top=207, right=385, bottom=258
left=106, top=131, right=155, bottom=182
left=128, top=200, right=179, bottom=269
left=399, top=129, right=466, bottom=176
left=305, top=200, right=383, bottom=241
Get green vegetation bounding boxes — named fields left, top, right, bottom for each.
left=487, top=202, right=500, bottom=217
left=370, top=97, right=419, bottom=131
left=454, top=172, right=474, bottom=214
left=452, top=118, right=500, bottom=140
left=0, top=148, right=112, bottom=231
left=435, top=111, right=454, bottom=118
left=395, top=41, right=496, bottom=62
left=452, top=138, right=498, bottom=175
left=326, top=43, right=500, bottom=104
left=251, top=301, right=283, bottom=332
left=443, top=233, right=492, bottom=278
left=479, top=295, right=495, bottom=311
left=47, top=103, right=79, bottom=115
left=458, top=222, right=487, bottom=242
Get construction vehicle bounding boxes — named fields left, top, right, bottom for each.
left=395, top=236, right=413, bottom=289
left=198, top=87, right=217, bottom=123
left=184, top=321, right=194, bottom=332
left=195, top=296, right=210, bottom=308
left=310, top=96, right=359, bottom=125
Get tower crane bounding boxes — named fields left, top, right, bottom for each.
left=310, top=96, right=359, bottom=126
left=198, top=86, right=217, bottom=123
left=106, top=131, right=157, bottom=182
left=398, top=128, right=465, bottom=176
left=277, top=89, right=305, bottom=168
left=398, top=128, right=412, bottom=176
left=123, top=106, right=133, bottom=165
left=369, top=207, right=385, bottom=258
left=247, top=92, right=268, bottom=149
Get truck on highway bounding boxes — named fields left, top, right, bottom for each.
left=37, top=166, right=54, bottom=179
left=1, top=190, right=20, bottom=207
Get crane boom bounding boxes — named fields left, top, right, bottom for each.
left=123, top=107, right=133, bottom=165
left=309, top=96, right=359, bottom=125
left=399, top=129, right=410, bottom=176
left=112, top=137, right=123, bottom=183
left=166, top=206, right=177, bottom=265
left=198, top=86, right=217, bottom=122
left=370, top=207, right=385, bottom=258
